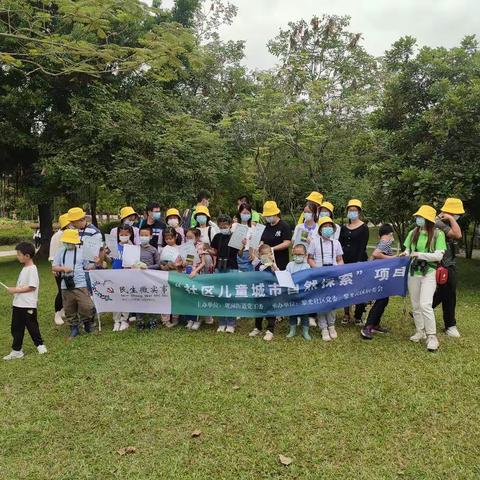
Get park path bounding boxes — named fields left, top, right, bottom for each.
left=0, top=250, right=16, bottom=258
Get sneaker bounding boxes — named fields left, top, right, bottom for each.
left=3, top=350, right=24, bottom=361
left=446, top=326, right=461, bottom=338
left=84, top=322, right=94, bottom=334
left=321, top=329, right=331, bottom=341
left=69, top=325, right=80, bottom=339
left=308, top=317, right=317, bottom=327
left=410, top=330, right=426, bottom=342
left=119, top=321, right=129, bottom=331
left=204, top=316, right=214, bottom=325
left=113, top=323, right=121, bottom=332
left=186, top=320, right=194, bottom=329
left=360, top=326, right=374, bottom=340
left=191, top=321, right=201, bottom=331
left=225, top=326, right=235, bottom=334
left=371, top=325, right=389, bottom=334
left=328, top=325, right=338, bottom=340
left=426, top=334, right=439, bottom=352
left=286, top=326, right=296, bottom=338
left=37, top=344, right=47, bottom=354
left=341, top=315, right=350, bottom=325
left=249, top=328, right=261, bottom=337
left=354, top=317, right=364, bottom=326
left=263, top=330, right=274, bottom=341
left=147, top=320, right=157, bottom=329
left=216, top=325, right=226, bottom=333
left=54, top=311, right=64, bottom=326
left=301, top=326, right=312, bottom=341
left=136, top=320, right=145, bottom=331
left=129, top=315, right=137, bottom=322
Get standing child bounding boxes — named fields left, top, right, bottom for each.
left=308, top=217, right=344, bottom=341
left=285, top=244, right=312, bottom=340
left=3, top=242, right=47, bottom=360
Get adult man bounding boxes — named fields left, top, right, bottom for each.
left=138, top=202, right=166, bottom=249
left=433, top=198, right=464, bottom=337
left=67, top=207, right=102, bottom=244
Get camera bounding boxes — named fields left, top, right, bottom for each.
left=63, top=274, right=76, bottom=290
left=410, top=258, right=429, bottom=276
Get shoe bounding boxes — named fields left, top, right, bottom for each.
left=69, top=325, right=80, bottom=339
left=147, top=320, right=157, bottom=329
left=37, top=344, right=47, bottom=354
left=225, top=326, right=235, bottom=334
left=341, top=315, right=350, bottom=325
left=84, top=322, right=94, bottom=334
left=287, top=325, right=296, bottom=338
left=371, top=325, right=389, bottom=334
left=249, top=328, right=261, bottom=337
left=426, top=334, right=439, bottom=352
left=113, top=322, right=121, bottom=332
left=54, top=311, right=64, bottom=325
left=217, top=325, right=226, bottom=333
left=328, top=326, right=338, bottom=339
left=321, top=329, right=331, bottom=341
left=446, top=326, right=461, bottom=338
left=302, top=326, right=312, bottom=341
left=410, top=330, right=426, bottom=342
left=129, top=315, right=137, bottom=322
left=361, top=326, right=374, bottom=340
left=204, top=316, right=214, bottom=325
left=186, top=320, right=194, bottom=329
left=166, top=320, right=178, bottom=328
left=308, top=317, right=317, bottom=327
left=136, top=320, right=145, bottom=331
left=354, top=317, right=364, bottom=326
left=119, top=321, right=129, bottom=331
left=3, top=350, right=24, bottom=361
left=263, top=330, right=274, bottom=341
left=191, top=321, right=201, bottom=331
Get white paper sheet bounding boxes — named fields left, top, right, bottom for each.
left=104, top=234, right=119, bottom=259
left=275, top=270, right=296, bottom=289
left=122, top=244, right=141, bottom=267
left=160, top=245, right=180, bottom=263
left=228, top=223, right=249, bottom=250
left=249, top=223, right=266, bottom=250
left=82, top=236, right=103, bottom=262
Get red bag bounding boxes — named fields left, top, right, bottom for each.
left=436, top=266, right=449, bottom=285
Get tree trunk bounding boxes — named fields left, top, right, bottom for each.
left=466, top=220, right=478, bottom=260
left=37, top=203, right=53, bottom=259
left=90, top=197, right=98, bottom=227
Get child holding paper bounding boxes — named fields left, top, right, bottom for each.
left=3, top=242, right=47, bottom=361
left=232, top=203, right=254, bottom=272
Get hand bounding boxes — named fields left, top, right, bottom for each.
left=439, top=213, right=452, bottom=221
left=189, top=271, right=197, bottom=279
left=6, top=287, right=16, bottom=295
left=410, top=252, right=420, bottom=258
left=241, top=238, right=247, bottom=246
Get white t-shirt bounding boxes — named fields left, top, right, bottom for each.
left=13, top=265, right=39, bottom=308
left=286, top=261, right=311, bottom=274
left=292, top=223, right=320, bottom=247
left=308, top=237, right=343, bottom=266
left=49, top=230, right=63, bottom=261
left=198, top=225, right=219, bottom=245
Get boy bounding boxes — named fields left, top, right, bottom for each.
left=286, top=244, right=312, bottom=340
left=3, top=242, right=47, bottom=360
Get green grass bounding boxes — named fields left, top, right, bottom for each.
left=0, top=257, right=479, bottom=479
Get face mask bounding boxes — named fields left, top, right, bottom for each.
left=196, top=214, right=207, bottom=225
left=453, top=214, right=460, bottom=220
left=347, top=211, right=359, bottom=221
left=123, top=220, right=134, bottom=227
left=220, top=228, right=231, bottom=235
left=240, top=213, right=251, bottom=222
left=186, top=238, right=195, bottom=244
left=293, top=255, right=305, bottom=264
left=319, top=211, right=330, bottom=218
left=260, top=254, right=272, bottom=265
left=304, top=212, right=313, bottom=222
left=64, top=243, right=76, bottom=251
left=167, top=218, right=179, bottom=228
left=264, top=216, right=275, bottom=224
left=119, top=235, right=130, bottom=243
left=322, top=227, right=334, bottom=238
left=140, top=236, right=151, bottom=245
left=416, top=217, right=426, bottom=228
left=152, top=212, right=161, bottom=221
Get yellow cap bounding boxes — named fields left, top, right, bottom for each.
left=347, top=199, right=362, bottom=210
left=119, top=206, right=138, bottom=220
left=166, top=208, right=181, bottom=219
left=194, top=205, right=211, bottom=218
left=413, top=205, right=437, bottom=223
left=320, top=201, right=334, bottom=214
left=60, top=229, right=81, bottom=245
left=262, top=200, right=281, bottom=217
left=441, top=198, right=465, bottom=215
left=318, top=216, right=334, bottom=228
left=67, top=207, right=86, bottom=222
left=59, top=213, right=70, bottom=230
left=306, top=191, right=324, bottom=205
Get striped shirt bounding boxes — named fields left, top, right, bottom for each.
left=79, top=223, right=102, bottom=244
left=376, top=239, right=394, bottom=256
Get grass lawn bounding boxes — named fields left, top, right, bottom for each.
left=0, top=256, right=479, bottom=479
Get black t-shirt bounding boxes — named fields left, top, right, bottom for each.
left=211, top=233, right=239, bottom=270
left=339, top=223, right=369, bottom=264
left=261, top=220, right=292, bottom=270
left=139, top=218, right=166, bottom=249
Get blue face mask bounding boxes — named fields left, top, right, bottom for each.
left=152, top=212, right=161, bottom=221
left=415, top=216, right=426, bottom=228
left=240, top=213, right=251, bottom=222
left=347, top=210, right=359, bottom=221
left=322, top=227, right=334, bottom=238
left=196, top=214, right=207, bottom=225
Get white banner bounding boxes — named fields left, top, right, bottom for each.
left=89, top=270, right=171, bottom=314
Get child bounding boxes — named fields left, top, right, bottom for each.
left=361, top=224, right=396, bottom=340
left=52, top=229, right=97, bottom=339
left=208, top=214, right=240, bottom=333
left=248, top=244, right=278, bottom=341
left=308, top=217, right=344, bottom=341
left=3, top=242, right=47, bottom=360
left=179, top=228, right=206, bottom=330
left=285, top=244, right=312, bottom=340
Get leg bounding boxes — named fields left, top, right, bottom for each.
left=266, top=317, right=275, bottom=333
left=420, top=272, right=438, bottom=336
left=62, top=289, right=80, bottom=336
left=11, top=307, right=27, bottom=351
left=255, top=318, right=263, bottom=331
left=54, top=274, right=63, bottom=312
left=226, top=317, right=236, bottom=328
left=287, top=316, right=297, bottom=338
left=408, top=275, right=424, bottom=332
left=76, top=288, right=96, bottom=332
left=442, top=267, right=457, bottom=329
left=24, top=309, right=44, bottom=347
left=354, top=303, right=366, bottom=323
left=365, top=298, right=389, bottom=328
left=300, top=315, right=311, bottom=340
left=317, top=313, right=328, bottom=331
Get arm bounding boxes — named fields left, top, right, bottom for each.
left=148, top=248, right=161, bottom=270
left=336, top=255, right=344, bottom=265
left=414, top=250, right=446, bottom=262
left=189, top=255, right=205, bottom=279
left=438, top=214, right=462, bottom=240
left=7, top=285, right=36, bottom=295
left=272, top=240, right=291, bottom=252
left=372, top=249, right=396, bottom=260
left=307, top=255, right=316, bottom=268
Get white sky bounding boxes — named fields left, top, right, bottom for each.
left=161, top=0, right=480, bottom=70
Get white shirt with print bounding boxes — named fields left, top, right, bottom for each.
left=13, top=265, right=39, bottom=308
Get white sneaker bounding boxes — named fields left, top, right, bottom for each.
left=446, top=326, right=461, bottom=338
left=410, top=330, right=427, bottom=342
left=37, top=344, right=47, bottom=354
left=3, top=350, right=24, bottom=361
left=166, top=320, right=178, bottom=328
left=217, top=325, right=226, bottom=333
left=191, top=321, right=201, bottom=331
left=119, top=321, right=129, bottom=331
left=225, top=326, right=235, bottom=334
left=113, top=322, right=121, bottom=332
left=321, top=329, right=331, bottom=341
left=186, top=320, right=194, bottom=329
left=129, top=316, right=137, bottom=322
left=249, top=328, right=261, bottom=337
left=263, top=330, right=274, bottom=341
left=204, top=316, right=214, bottom=325
left=54, top=311, right=64, bottom=325
left=309, top=317, right=317, bottom=327
left=426, top=334, right=439, bottom=352
left=328, top=326, right=338, bottom=339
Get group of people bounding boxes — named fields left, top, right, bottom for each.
left=2, top=190, right=465, bottom=360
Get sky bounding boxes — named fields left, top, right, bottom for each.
left=161, top=0, right=480, bottom=70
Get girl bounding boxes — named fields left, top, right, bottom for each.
left=318, top=201, right=341, bottom=240
left=165, top=208, right=185, bottom=243
left=339, top=199, right=369, bottom=325
left=292, top=201, right=320, bottom=247
left=308, top=217, right=344, bottom=341
left=110, top=206, right=140, bottom=245
left=232, top=202, right=254, bottom=272
left=403, top=205, right=446, bottom=352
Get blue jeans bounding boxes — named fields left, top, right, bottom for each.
left=237, top=251, right=253, bottom=272
left=289, top=315, right=308, bottom=327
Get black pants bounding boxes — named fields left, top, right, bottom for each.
left=54, top=274, right=63, bottom=312
left=432, top=266, right=457, bottom=329
left=11, top=306, right=44, bottom=351
left=344, top=304, right=366, bottom=320
left=255, top=317, right=276, bottom=332
left=365, top=297, right=389, bottom=327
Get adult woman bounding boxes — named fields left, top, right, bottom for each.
left=339, top=199, right=369, bottom=325
left=232, top=202, right=254, bottom=272
left=403, top=205, right=446, bottom=352
left=318, top=201, right=341, bottom=240
left=260, top=201, right=292, bottom=270
left=110, top=206, right=141, bottom=245
left=193, top=205, right=219, bottom=246
left=165, top=208, right=185, bottom=243
left=292, top=201, right=320, bottom=247
left=297, top=191, right=324, bottom=225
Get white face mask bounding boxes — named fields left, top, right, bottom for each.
left=186, top=238, right=195, bottom=244
left=304, top=212, right=313, bottom=222
left=220, top=228, right=231, bottom=235
left=140, top=236, right=151, bottom=245
left=119, top=235, right=130, bottom=243
left=167, top=218, right=179, bottom=228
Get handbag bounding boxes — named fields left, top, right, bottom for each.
left=436, top=265, right=449, bottom=285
